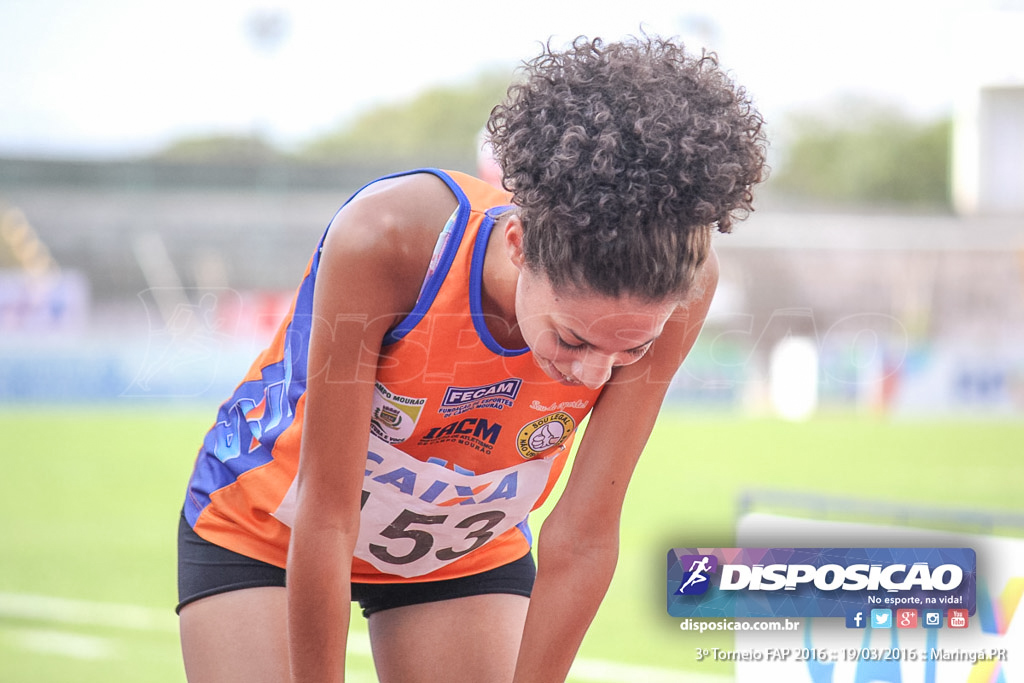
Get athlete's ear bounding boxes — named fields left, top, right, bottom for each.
left=504, top=214, right=526, bottom=271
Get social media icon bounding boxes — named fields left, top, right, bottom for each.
left=897, top=609, right=918, bottom=628
left=846, top=610, right=867, bottom=629
left=948, top=609, right=969, bottom=629
left=871, top=609, right=892, bottom=628
left=923, top=610, right=943, bottom=628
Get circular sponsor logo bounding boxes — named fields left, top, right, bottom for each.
left=516, top=412, right=575, bottom=459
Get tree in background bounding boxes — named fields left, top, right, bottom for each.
left=768, top=98, right=952, bottom=209
left=149, top=69, right=512, bottom=171
left=153, top=134, right=283, bottom=163
left=299, top=69, right=512, bottom=169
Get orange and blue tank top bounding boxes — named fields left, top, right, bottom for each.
left=184, top=169, right=603, bottom=583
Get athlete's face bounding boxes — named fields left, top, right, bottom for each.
left=504, top=219, right=678, bottom=390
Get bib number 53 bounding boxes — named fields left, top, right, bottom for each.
left=368, top=508, right=507, bottom=566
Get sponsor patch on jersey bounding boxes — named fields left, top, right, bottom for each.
left=369, top=382, right=426, bottom=444
left=418, top=417, right=503, bottom=454
left=516, top=412, right=575, bottom=459
left=438, top=378, right=523, bottom=418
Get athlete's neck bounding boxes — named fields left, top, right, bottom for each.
left=479, top=213, right=525, bottom=349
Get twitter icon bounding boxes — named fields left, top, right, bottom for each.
left=871, top=609, right=893, bottom=628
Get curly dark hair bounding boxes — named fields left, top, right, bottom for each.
left=487, top=35, right=767, bottom=300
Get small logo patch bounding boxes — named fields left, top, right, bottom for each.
left=516, top=412, right=575, bottom=459
left=369, top=382, right=426, bottom=444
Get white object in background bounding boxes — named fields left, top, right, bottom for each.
left=769, top=336, right=819, bottom=421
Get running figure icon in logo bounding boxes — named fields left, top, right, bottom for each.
left=676, top=554, right=719, bottom=595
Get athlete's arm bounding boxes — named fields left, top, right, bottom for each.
left=286, top=174, right=458, bottom=682
left=512, top=251, right=719, bottom=682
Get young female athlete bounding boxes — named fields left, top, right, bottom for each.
left=177, top=35, right=766, bottom=682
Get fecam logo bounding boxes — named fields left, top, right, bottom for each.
left=439, top=378, right=522, bottom=418
left=676, top=554, right=719, bottom=595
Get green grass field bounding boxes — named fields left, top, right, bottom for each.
left=2, top=407, right=1022, bottom=682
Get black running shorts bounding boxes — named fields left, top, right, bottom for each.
left=176, top=512, right=535, bottom=617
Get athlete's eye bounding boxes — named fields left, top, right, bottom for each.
left=625, top=344, right=651, bottom=359
left=555, top=336, right=586, bottom=352
left=611, top=345, right=651, bottom=368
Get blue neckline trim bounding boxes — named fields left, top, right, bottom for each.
left=381, top=169, right=471, bottom=345
left=470, top=206, right=529, bottom=357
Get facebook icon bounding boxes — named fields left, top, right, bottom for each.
left=846, top=609, right=867, bottom=629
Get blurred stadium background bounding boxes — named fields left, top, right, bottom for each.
left=2, top=127, right=1021, bottom=415
left=2, top=3, right=1023, bottom=682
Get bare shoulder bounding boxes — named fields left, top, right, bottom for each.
left=340, top=172, right=460, bottom=229
left=324, top=172, right=459, bottom=257
left=317, top=173, right=461, bottom=318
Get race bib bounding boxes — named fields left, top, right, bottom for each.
left=274, top=437, right=554, bottom=578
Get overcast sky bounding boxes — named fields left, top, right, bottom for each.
left=0, top=0, right=1009, bottom=158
